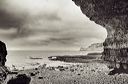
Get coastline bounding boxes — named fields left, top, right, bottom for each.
left=4, top=53, right=128, bottom=84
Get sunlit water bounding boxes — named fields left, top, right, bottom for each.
left=6, top=50, right=96, bottom=70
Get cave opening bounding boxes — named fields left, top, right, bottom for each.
left=72, top=0, right=128, bottom=74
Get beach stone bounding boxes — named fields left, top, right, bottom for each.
left=57, top=66, right=64, bottom=69
left=70, top=69, right=75, bottom=72
left=35, top=68, right=38, bottom=70
left=59, top=68, right=65, bottom=71
left=7, top=74, right=31, bottom=84
left=116, top=63, right=120, bottom=69
left=38, top=76, right=43, bottom=79
left=72, top=0, right=128, bottom=68
left=30, top=72, right=36, bottom=76
left=56, top=66, right=66, bottom=71
left=47, top=67, right=55, bottom=71
left=122, top=64, right=128, bottom=70
left=91, top=69, right=95, bottom=72
left=77, top=73, right=81, bottom=75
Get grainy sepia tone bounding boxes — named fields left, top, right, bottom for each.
left=0, top=0, right=128, bottom=84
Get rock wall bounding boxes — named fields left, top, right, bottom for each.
left=0, top=41, right=8, bottom=83
left=72, top=0, right=128, bottom=64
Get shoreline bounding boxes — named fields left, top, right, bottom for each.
left=48, top=53, right=102, bottom=63
left=8, top=52, right=102, bottom=71
left=4, top=54, right=128, bottom=84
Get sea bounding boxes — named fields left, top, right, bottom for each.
left=5, top=50, right=95, bottom=70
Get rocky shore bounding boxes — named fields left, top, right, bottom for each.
left=48, top=54, right=102, bottom=63
left=3, top=54, right=128, bottom=84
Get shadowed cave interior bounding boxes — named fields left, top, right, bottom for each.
left=72, top=0, right=128, bottom=74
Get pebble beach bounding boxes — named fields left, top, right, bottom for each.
left=4, top=54, right=128, bottom=84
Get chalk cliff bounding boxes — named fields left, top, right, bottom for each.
left=85, top=43, right=103, bottom=51
left=72, top=0, right=128, bottom=65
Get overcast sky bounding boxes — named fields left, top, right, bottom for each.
left=0, top=0, right=107, bottom=51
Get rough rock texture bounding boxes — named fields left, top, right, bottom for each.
left=0, top=41, right=8, bottom=83
left=0, top=41, right=7, bottom=66
left=72, top=0, right=128, bottom=66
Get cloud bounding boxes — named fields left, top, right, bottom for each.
left=0, top=3, right=27, bottom=29
left=0, top=10, right=22, bottom=29
left=0, top=0, right=62, bottom=38
left=37, top=13, right=61, bottom=21
left=0, top=0, right=32, bottom=40
left=0, top=0, right=107, bottom=50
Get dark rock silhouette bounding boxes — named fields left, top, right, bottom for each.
left=0, top=41, right=7, bottom=66
left=0, top=41, right=8, bottom=83
left=72, top=0, right=128, bottom=74
left=30, top=72, right=36, bottom=76
left=7, top=74, right=31, bottom=84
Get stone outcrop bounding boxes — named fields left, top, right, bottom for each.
left=0, top=41, right=7, bottom=66
left=72, top=0, right=128, bottom=67
left=0, top=41, right=8, bottom=83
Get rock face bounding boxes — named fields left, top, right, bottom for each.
left=72, top=0, right=128, bottom=67
left=84, top=43, right=103, bottom=51
left=0, top=41, right=7, bottom=66
left=0, top=41, right=8, bottom=83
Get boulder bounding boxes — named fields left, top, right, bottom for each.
left=7, top=74, right=31, bottom=84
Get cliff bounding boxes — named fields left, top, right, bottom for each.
left=84, top=43, right=103, bottom=51
left=72, top=0, right=128, bottom=66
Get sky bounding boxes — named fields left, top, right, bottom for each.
left=0, top=0, right=107, bottom=51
